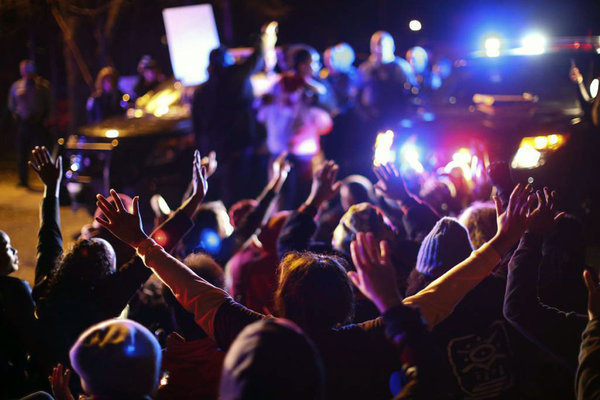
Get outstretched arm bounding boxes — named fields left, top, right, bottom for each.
left=96, top=188, right=230, bottom=338
left=30, top=146, right=63, bottom=290
left=277, top=160, right=341, bottom=257
left=232, top=152, right=290, bottom=247
left=94, top=151, right=210, bottom=313
left=403, top=183, right=536, bottom=329
left=504, top=188, right=586, bottom=370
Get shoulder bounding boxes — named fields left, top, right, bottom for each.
left=0, top=276, right=32, bottom=296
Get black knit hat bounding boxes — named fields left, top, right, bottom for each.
left=416, top=217, right=473, bottom=279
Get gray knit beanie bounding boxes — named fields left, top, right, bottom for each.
left=416, top=217, right=473, bottom=279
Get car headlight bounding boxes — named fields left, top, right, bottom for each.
left=511, top=134, right=567, bottom=169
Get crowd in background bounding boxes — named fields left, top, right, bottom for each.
left=4, top=21, right=600, bottom=400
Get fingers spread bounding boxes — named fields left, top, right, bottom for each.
left=110, top=189, right=125, bottom=212
left=96, top=195, right=117, bottom=217
left=28, top=161, right=40, bottom=172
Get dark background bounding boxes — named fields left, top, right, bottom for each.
left=1, top=0, right=599, bottom=151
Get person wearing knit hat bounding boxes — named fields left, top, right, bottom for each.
left=220, top=318, right=325, bottom=400
left=69, top=318, right=161, bottom=399
left=415, top=217, right=473, bottom=280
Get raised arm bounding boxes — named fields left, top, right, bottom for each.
left=504, top=188, right=585, bottom=370
left=403, top=183, right=535, bottom=329
left=94, top=151, right=207, bottom=312
left=374, top=163, right=439, bottom=242
left=29, top=146, right=63, bottom=289
left=232, top=152, right=290, bottom=247
left=277, top=160, right=341, bottom=257
left=240, top=21, right=278, bottom=77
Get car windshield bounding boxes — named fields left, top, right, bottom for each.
left=438, top=52, right=596, bottom=114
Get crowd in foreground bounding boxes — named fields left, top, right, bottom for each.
left=1, top=142, right=599, bottom=400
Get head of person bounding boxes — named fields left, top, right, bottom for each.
left=70, top=318, right=161, bottom=398
left=228, top=199, right=259, bottom=229
left=137, top=55, right=160, bottom=82
left=220, top=318, right=325, bottom=400
left=256, top=211, right=291, bottom=252
left=46, top=238, right=117, bottom=296
left=340, top=175, right=373, bottom=211
left=183, top=201, right=232, bottom=256
left=19, top=59, right=36, bottom=79
left=274, top=252, right=354, bottom=331
left=164, top=253, right=224, bottom=340
left=406, top=46, right=429, bottom=75
left=370, top=31, right=395, bottom=63
left=324, top=43, right=355, bottom=74
left=293, top=47, right=321, bottom=78
left=458, top=202, right=497, bottom=250
left=332, top=203, right=396, bottom=259
left=406, top=217, right=473, bottom=296
left=208, top=46, right=234, bottom=76
left=0, top=230, right=18, bottom=276
left=95, top=66, right=119, bottom=94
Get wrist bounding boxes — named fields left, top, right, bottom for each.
left=130, top=234, right=151, bottom=250
left=44, top=183, right=60, bottom=198
left=489, top=233, right=514, bottom=256
left=304, top=194, right=324, bottom=210
left=374, top=294, right=403, bottom=314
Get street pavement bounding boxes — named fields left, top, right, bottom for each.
left=0, top=168, right=90, bottom=285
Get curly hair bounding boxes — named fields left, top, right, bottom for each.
left=44, top=238, right=115, bottom=300
left=274, top=252, right=354, bottom=331
left=458, top=202, right=497, bottom=250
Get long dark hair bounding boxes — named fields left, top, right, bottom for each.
left=274, top=252, right=354, bottom=331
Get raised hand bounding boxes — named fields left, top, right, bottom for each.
left=349, top=232, right=402, bottom=313
left=305, top=160, right=342, bottom=209
left=491, top=183, right=536, bottom=255
left=29, top=146, right=62, bottom=195
left=261, top=21, right=278, bottom=49
left=528, top=187, right=565, bottom=234
left=570, top=64, right=583, bottom=84
left=49, top=363, right=75, bottom=400
left=201, top=151, right=217, bottom=179
left=584, top=269, right=600, bottom=321
left=373, top=162, right=410, bottom=203
left=95, top=189, right=148, bottom=249
left=191, top=150, right=209, bottom=201
left=270, top=152, right=292, bottom=193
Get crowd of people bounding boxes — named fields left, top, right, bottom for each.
left=1, top=138, right=599, bottom=399
left=3, top=21, right=600, bottom=400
